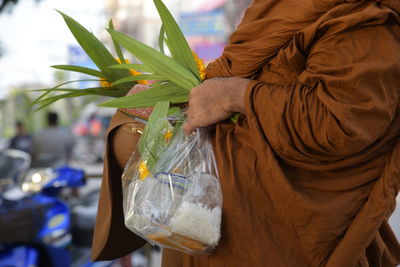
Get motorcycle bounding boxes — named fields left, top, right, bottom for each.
left=0, top=149, right=112, bottom=267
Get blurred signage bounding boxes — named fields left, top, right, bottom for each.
left=67, top=45, right=98, bottom=88
left=180, top=10, right=225, bottom=36
left=197, top=0, right=226, bottom=12
left=68, top=45, right=96, bottom=69
left=193, top=43, right=225, bottom=61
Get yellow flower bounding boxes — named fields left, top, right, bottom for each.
left=164, top=129, right=173, bottom=143
left=139, top=160, right=150, bottom=180
left=130, top=69, right=149, bottom=85
left=192, top=52, right=206, bottom=81
left=100, top=59, right=149, bottom=87
left=117, top=59, right=149, bottom=85
left=100, top=78, right=112, bottom=88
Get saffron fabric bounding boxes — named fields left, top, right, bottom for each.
left=92, top=0, right=400, bottom=266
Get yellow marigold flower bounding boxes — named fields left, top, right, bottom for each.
left=164, top=129, right=173, bottom=143
left=100, top=78, right=112, bottom=88
left=192, top=52, right=206, bottom=81
left=139, top=160, right=150, bottom=180
left=130, top=69, right=148, bottom=85
left=117, top=59, right=149, bottom=85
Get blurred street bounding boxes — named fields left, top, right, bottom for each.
left=57, top=161, right=163, bottom=267
left=389, top=195, right=400, bottom=240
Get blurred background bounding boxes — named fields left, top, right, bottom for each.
left=0, top=0, right=398, bottom=266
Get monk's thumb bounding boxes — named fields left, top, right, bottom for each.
left=183, top=121, right=194, bottom=136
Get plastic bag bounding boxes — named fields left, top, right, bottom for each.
left=122, top=125, right=222, bottom=255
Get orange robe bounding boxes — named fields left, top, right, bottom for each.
left=93, top=0, right=400, bottom=266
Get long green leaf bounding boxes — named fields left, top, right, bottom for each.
left=138, top=101, right=170, bottom=168
left=90, top=87, right=130, bottom=97
left=34, top=90, right=92, bottom=111
left=153, top=0, right=200, bottom=80
left=112, top=75, right=164, bottom=86
left=32, top=90, right=52, bottom=106
left=56, top=10, right=133, bottom=89
left=109, top=19, right=126, bottom=63
left=158, top=25, right=166, bottom=55
left=32, top=78, right=100, bottom=105
left=164, top=38, right=173, bottom=56
left=107, top=29, right=198, bottom=90
left=35, top=78, right=102, bottom=99
left=34, top=87, right=129, bottom=111
left=52, top=79, right=102, bottom=87
left=110, top=63, right=153, bottom=73
left=51, top=65, right=104, bottom=78
left=33, top=87, right=128, bottom=97
left=167, top=107, right=182, bottom=116
left=150, top=81, right=168, bottom=87
left=98, top=83, right=188, bottom=108
left=170, top=94, right=189, bottom=103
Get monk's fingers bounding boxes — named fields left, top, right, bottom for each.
left=127, top=84, right=150, bottom=95
left=183, top=119, right=196, bottom=136
left=183, top=108, right=199, bottom=135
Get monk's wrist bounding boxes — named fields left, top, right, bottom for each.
left=224, top=77, right=249, bottom=114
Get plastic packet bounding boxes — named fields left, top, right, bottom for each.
left=122, top=124, right=222, bottom=255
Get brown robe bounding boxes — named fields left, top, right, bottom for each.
left=92, top=0, right=400, bottom=266
left=91, top=112, right=146, bottom=260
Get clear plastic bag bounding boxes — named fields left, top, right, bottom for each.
left=122, top=125, right=222, bottom=255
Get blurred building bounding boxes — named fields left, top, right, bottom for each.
left=104, top=0, right=252, bottom=63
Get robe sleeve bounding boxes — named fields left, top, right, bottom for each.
left=243, top=24, right=399, bottom=164
left=205, top=0, right=345, bottom=78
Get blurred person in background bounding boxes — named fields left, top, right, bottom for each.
left=8, top=121, right=32, bottom=155
left=32, top=112, right=73, bottom=167
left=92, top=0, right=400, bottom=266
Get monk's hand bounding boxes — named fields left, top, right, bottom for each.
left=127, top=84, right=149, bottom=95
left=183, top=77, right=250, bottom=135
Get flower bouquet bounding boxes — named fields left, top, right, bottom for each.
left=33, top=0, right=207, bottom=165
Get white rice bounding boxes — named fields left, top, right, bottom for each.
left=170, top=201, right=221, bottom=246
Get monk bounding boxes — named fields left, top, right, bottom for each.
left=92, top=0, right=400, bottom=266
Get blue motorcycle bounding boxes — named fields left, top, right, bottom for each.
left=0, top=149, right=112, bottom=267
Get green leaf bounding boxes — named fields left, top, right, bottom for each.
left=150, top=81, right=167, bottom=87
left=32, top=91, right=52, bottom=106
left=112, top=75, right=164, bottom=86
left=172, top=121, right=183, bottom=137
left=170, top=94, right=189, bottom=103
left=53, top=79, right=102, bottom=87
left=51, top=65, right=104, bottom=78
left=153, top=0, right=200, bottom=80
left=164, top=38, right=173, bottom=56
left=230, top=113, right=241, bottom=124
left=107, top=29, right=198, bottom=90
left=34, top=90, right=93, bottom=111
left=33, top=87, right=128, bottom=97
left=90, top=87, right=130, bottom=97
left=56, top=10, right=133, bottom=89
left=33, top=86, right=129, bottom=111
left=138, top=101, right=170, bottom=168
left=32, top=78, right=100, bottom=105
left=167, top=107, right=182, bottom=116
left=98, top=82, right=188, bottom=108
left=109, top=19, right=126, bottom=63
left=38, top=78, right=103, bottom=95
left=158, top=25, right=166, bottom=55
left=109, top=63, right=153, bottom=73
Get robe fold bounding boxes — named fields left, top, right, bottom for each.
left=92, top=0, right=400, bottom=266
